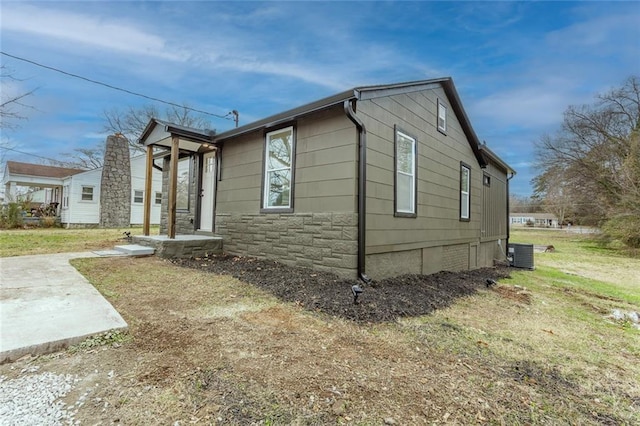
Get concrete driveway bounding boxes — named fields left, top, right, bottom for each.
left=0, top=252, right=127, bottom=363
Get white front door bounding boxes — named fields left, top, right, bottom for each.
left=199, top=151, right=216, bottom=232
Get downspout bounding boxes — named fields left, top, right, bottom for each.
left=65, top=181, right=72, bottom=229
left=213, top=143, right=223, bottom=233
left=506, top=171, right=515, bottom=254
left=344, top=99, right=371, bottom=285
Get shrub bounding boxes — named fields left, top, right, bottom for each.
left=602, top=214, right=640, bottom=249
left=0, top=203, right=24, bottom=229
left=40, top=215, right=58, bottom=228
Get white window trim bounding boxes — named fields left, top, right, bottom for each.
left=155, top=191, right=162, bottom=205
left=133, top=189, right=144, bottom=204
left=80, top=185, right=95, bottom=202
left=62, top=185, right=69, bottom=209
left=460, top=164, right=470, bottom=220
left=437, top=99, right=447, bottom=134
left=395, top=128, right=417, bottom=216
left=263, top=126, right=294, bottom=210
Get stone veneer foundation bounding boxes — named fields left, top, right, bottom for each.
left=133, top=235, right=223, bottom=258
left=215, top=212, right=358, bottom=278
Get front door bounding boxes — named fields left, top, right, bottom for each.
left=199, top=151, right=216, bottom=232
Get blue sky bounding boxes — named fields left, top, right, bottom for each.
left=1, top=1, right=639, bottom=196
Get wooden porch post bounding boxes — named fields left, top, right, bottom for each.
left=167, top=136, right=179, bottom=239
left=142, top=145, right=153, bottom=236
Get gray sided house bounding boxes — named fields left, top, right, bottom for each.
left=139, top=78, right=515, bottom=280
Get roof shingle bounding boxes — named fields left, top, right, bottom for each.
left=6, top=161, right=85, bottom=179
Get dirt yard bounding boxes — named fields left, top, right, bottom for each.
left=1, top=254, right=637, bottom=425
left=173, top=254, right=512, bottom=323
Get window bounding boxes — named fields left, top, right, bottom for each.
left=81, top=186, right=94, bottom=201
left=483, top=174, right=491, bottom=187
left=460, top=163, right=470, bottom=221
left=63, top=185, right=69, bottom=209
left=155, top=192, right=162, bottom=205
left=395, top=127, right=417, bottom=216
left=437, top=99, right=447, bottom=134
left=176, top=157, right=190, bottom=210
left=133, top=190, right=144, bottom=204
left=263, top=126, right=294, bottom=210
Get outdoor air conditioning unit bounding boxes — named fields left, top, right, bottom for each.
left=508, top=243, right=535, bottom=270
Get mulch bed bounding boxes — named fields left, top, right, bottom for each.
left=172, top=254, right=511, bottom=323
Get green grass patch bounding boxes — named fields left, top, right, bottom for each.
left=0, top=226, right=158, bottom=257
left=523, top=266, right=640, bottom=305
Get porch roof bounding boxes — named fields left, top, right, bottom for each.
left=138, top=119, right=216, bottom=152
left=3, top=161, right=85, bottom=188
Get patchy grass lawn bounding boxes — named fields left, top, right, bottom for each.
left=0, top=226, right=158, bottom=257
left=1, top=228, right=638, bottom=424
left=510, top=228, right=640, bottom=301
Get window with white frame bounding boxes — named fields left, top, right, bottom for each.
left=437, top=99, right=447, bottom=134
left=263, top=126, right=294, bottom=210
left=460, top=163, right=470, bottom=221
left=81, top=186, right=94, bottom=201
left=155, top=192, right=162, bottom=205
left=133, top=190, right=144, bottom=204
left=395, top=128, right=417, bottom=216
left=63, top=185, right=69, bottom=208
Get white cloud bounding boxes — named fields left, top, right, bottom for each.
left=470, top=85, right=572, bottom=130
left=545, top=11, right=639, bottom=56
left=1, top=4, right=186, bottom=61
left=2, top=2, right=445, bottom=94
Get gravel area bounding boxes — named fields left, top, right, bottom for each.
left=0, top=366, right=79, bottom=426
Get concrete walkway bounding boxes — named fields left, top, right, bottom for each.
left=0, top=252, right=127, bottom=363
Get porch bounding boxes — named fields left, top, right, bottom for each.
left=132, top=234, right=223, bottom=258
left=138, top=119, right=218, bottom=242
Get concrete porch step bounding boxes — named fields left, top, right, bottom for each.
left=132, top=234, right=222, bottom=258
left=113, top=244, right=155, bottom=256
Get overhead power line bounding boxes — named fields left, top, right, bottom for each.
left=1, top=51, right=235, bottom=121
left=0, top=145, right=61, bottom=163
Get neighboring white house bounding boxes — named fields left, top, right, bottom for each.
left=510, top=212, right=559, bottom=228
left=3, top=154, right=162, bottom=227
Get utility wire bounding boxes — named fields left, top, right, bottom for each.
left=1, top=51, right=235, bottom=121
left=0, top=145, right=62, bottom=163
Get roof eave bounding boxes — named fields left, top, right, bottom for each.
left=440, top=79, right=487, bottom=168
left=138, top=119, right=215, bottom=156
left=480, top=145, right=516, bottom=175
left=214, top=89, right=357, bottom=141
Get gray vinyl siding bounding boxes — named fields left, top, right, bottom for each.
left=216, top=131, right=263, bottom=213
left=359, top=87, right=482, bottom=255
left=481, top=160, right=509, bottom=241
left=216, top=107, right=357, bottom=214
left=214, top=106, right=359, bottom=276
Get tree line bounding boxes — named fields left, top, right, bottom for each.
left=532, top=76, right=640, bottom=248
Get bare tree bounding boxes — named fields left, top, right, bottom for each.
left=532, top=165, right=574, bottom=227
left=51, top=103, right=215, bottom=170
left=0, top=66, right=36, bottom=130
left=509, top=194, right=543, bottom=213
left=48, top=145, right=105, bottom=170
left=103, top=103, right=214, bottom=152
left=534, top=76, right=640, bottom=244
